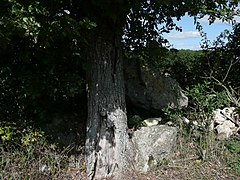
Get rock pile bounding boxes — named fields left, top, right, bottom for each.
left=212, top=107, right=239, bottom=140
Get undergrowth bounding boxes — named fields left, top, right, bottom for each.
left=157, top=81, right=240, bottom=179
left=1, top=80, right=240, bottom=179
left=0, top=122, right=86, bottom=179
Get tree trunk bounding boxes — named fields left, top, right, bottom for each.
left=85, top=27, right=132, bottom=179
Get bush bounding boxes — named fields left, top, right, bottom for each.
left=0, top=121, right=45, bottom=146
left=225, top=138, right=240, bottom=175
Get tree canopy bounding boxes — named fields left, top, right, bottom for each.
left=1, top=0, right=239, bottom=179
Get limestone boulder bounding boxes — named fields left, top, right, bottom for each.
left=143, top=117, right=162, bottom=127
left=216, top=120, right=236, bottom=140
left=213, top=109, right=226, bottom=125
left=124, top=60, right=188, bottom=110
left=131, top=125, right=178, bottom=172
left=212, top=107, right=239, bottom=140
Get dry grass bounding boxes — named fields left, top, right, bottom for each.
left=87, top=135, right=239, bottom=180
left=150, top=155, right=239, bottom=180
left=124, top=131, right=240, bottom=180
left=1, top=131, right=239, bottom=180
left=0, top=142, right=86, bottom=180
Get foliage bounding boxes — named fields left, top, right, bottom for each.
left=124, top=0, right=238, bottom=51
left=201, top=23, right=240, bottom=91
left=224, top=138, right=240, bottom=175
left=186, top=81, right=230, bottom=112
left=225, top=139, right=240, bottom=154
left=0, top=121, right=45, bottom=146
left=21, top=129, right=44, bottom=146
left=163, top=80, right=231, bottom=138
left=153, top=49, right=205, bottom=88
left=0, top=0, right=239, bottom=177
left=187, top=81, right=230, bottom=132
left=0, top=0, right=90, bottom=124
left=127, top=115, right=147, bottom=129
left=144, top=24, right=240, bottom=92
left=229, top=158, right=240, bottom=175
left=162, top=77, right=240, bottom=176
left=0, top=122, right=15, bottom=141
left=162, top=107, right=184, bottom=123
left=123, top=0, right=239, bottom=86
left=0, top=0, right=238, bottom=122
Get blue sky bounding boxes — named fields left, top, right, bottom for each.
left=163, top=15, right=240, bottom=50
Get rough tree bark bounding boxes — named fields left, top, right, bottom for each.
left=85, top=24, right=132, bottom=179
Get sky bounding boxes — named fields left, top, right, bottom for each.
left=163, top=15, right=240, bottom=50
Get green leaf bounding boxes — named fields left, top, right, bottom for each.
left=28, top=5, right=33, bottom=13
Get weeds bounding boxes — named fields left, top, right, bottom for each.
left=224, top=138, right=240, bottom=175
left=158, top=81, right=240, bottom=179
left=1, top=80, right=239, bottom=179
left=0, top=122, right=86, bottom=179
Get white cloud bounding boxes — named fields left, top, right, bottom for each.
left=198, top=15, right=222, bottom=24
left=173, top=43, right=201, bottom=50
left=233, top=15, right=240, bottom=23
left=198, top=15, right=240, bottom=25
left=166, top=31, right=200, bottom=40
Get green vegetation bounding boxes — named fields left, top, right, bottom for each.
left=160, top=72, right=240, bottom=178
left=225, top=138, right=240, bottom=175
left=0, top=0, right=240, bottom=179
